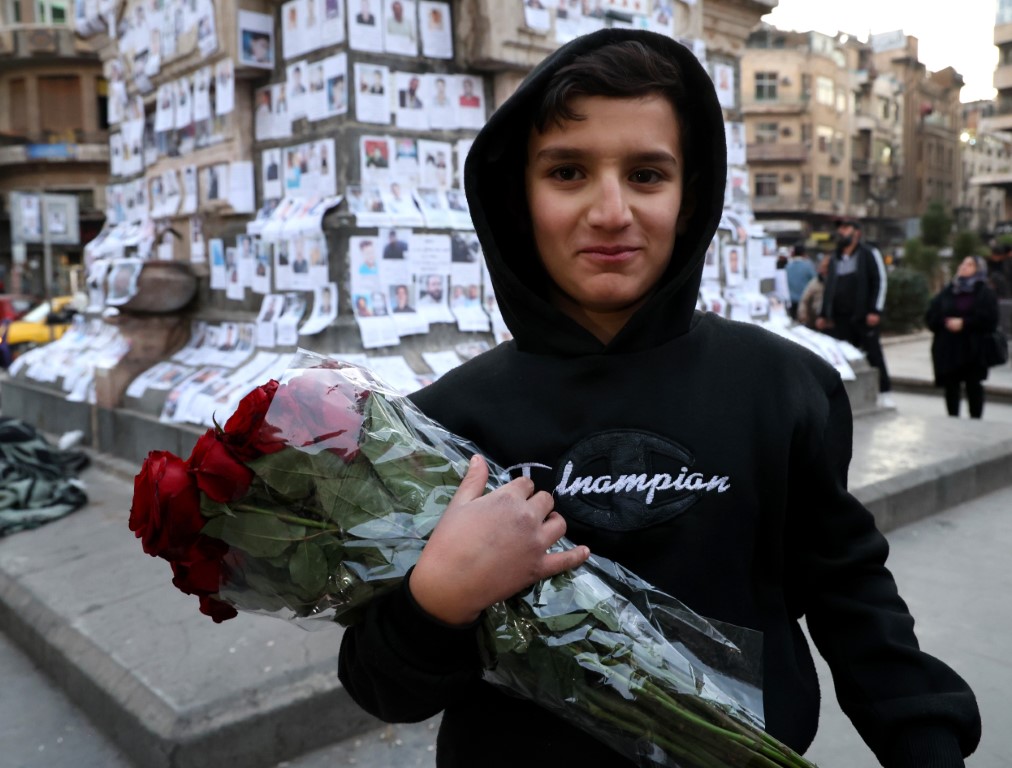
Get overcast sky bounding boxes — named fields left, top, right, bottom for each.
left=762, top=0, right=999, bottom=103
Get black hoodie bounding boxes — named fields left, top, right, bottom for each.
left=338, top=29, right=980, bottom=767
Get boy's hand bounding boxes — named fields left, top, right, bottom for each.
left=409, top=454, right=590, bottom=626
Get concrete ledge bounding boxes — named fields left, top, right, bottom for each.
left=854, top=437, right=1012, bottom=533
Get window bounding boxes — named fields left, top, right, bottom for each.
left=816, top=125, right=833, bottom=153
left=836, top=179, right=845, bottom=201
left=39, top=76, right=82, bottom=133
left=801, top=123, right=812, bottom=146
left=756, top=122, right=778, bottom=144
left=10, top=78, right=27, bottom=135
left=34, top=0, right=68, bottom=23
left=755, top=72, right=778, bottom=101
left=836, top=90, right=847, bottom=114
left=816, top=76, right=834, bottom=106
left=801, top=74, right=812, bottom=101
left=801, top=174, right=813, bottom=199
left=818, top=175, right=833, bottom=200
left=755, top=173, right=778, bottom=198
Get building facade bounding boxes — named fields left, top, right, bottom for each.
left=0, top=0, right=108, bottom=295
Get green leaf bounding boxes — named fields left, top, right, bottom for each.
left=289, top=540, right=328, bottom=596
left=202, top=512, right=303, bottom=558
left=247, top=447, right=317, bottom=501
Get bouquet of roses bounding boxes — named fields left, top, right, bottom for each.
left=130, top=351, right=816, bottom=768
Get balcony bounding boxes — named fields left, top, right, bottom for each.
left=0, top=130, right=109, bottom=166
left=741, top=97, right=811, bottom=116
left=752, top=194, right=815, bottom=214
left=746, top=142, right=809, bottom=163
left=0, top=24, right=96, bottom=62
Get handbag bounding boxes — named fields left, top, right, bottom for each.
left=984, top=328, right=1009, bottom=367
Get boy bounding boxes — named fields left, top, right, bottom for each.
left=338, top=29, right=980, bottom=767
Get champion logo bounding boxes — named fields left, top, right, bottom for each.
left=537, top=430, right=729, bottom=531
left=555, top=461, right=730, bottom=504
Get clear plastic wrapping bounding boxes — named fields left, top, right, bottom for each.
left=130, top=350, right=816, bottom=767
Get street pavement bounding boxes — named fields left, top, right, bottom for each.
left=1, top=333, right=1011, bottom=768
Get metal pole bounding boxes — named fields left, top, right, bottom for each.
left=41, top=194, right=54, bottom=342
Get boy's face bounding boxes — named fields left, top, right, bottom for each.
left=525, top=94, right=687, bottom=338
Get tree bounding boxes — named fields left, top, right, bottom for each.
left=920, top=201, right=951, bottom=247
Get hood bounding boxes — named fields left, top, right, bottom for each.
left=464, top=28, right=727, bottom=356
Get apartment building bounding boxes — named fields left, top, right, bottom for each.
left=740, top=25, right=858, bottom=243
left=959, top=100, right=1011, bottom=235
left=0, top=0, right=108, bottom=294
left=742, top=25, right=964, bottom=248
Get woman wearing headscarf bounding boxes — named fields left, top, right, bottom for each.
left=925, top=255, right=1000, bottom=418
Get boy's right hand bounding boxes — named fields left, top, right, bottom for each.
left=408, top=454, right=590, bottom=626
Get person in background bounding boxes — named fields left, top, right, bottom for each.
left=984, top=241, right=1010, bottom=299
left=817, top=217, right=895, bottom=408
left=785, top=243, right=816, bottom=321
left=925, top=255, right=1000, bottom=419
left=797, top=253, right=830, bottom=330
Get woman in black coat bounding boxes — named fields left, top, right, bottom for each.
left=925, top=255, right=1000, bottom=418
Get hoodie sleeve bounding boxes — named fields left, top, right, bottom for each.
left=867, top=246, right=888, bottom=315
left=337, top=570, right=484, bottom=723
left=790, top=379, right=981, bottom=767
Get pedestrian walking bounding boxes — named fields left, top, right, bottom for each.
left=796, top=253, right=830, bottom=329
left=817, top=216, right=895, bottom=408
left=925, top=255, right=1000, bottom=418
left=785, top=243, right=816, bottom=320
left=338, top=29, right=980, bottom=768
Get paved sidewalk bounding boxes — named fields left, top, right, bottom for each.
left=2, top=338, right=1011, bottom=768
left=883, top=331, right=1012, bottom=401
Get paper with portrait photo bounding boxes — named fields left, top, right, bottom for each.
left=645, top=1, right=674, bottom=35
left=229, top=161, right=256, bottom=213
left=214, top=58, right=235, bottom=115
left=281, top=0, right=303, bottom=59
left=286, top=60, right=311, bottom=119
left=728, top=167, right=750, bottom=212
left=262, top=148, right=283, bottom=200
left=381, top=181, right=424, bottom=226
left=383, top=0, right=417, bottom=55
left=455, top=139, right=472, bottom=189
left=106, top=257, right=145, bottom=306
left=321, top=0, right=346, bottom=45
left=349, top=0, right=383, bottom=51
left=256, top=293, right=283, bottom=347
left=414, top=187, right=450, bottom=228
left=345, top=184, right=390, bottom=227
left=395, top=71, right=428, bottom=129
left=322, top=52, right=349, bottom=117
left=712, top=62, right=735, bottom=109
left=420, top=75, right=454, bottom=130
left=254, top=86, right=274, bottom=140
left=444, top=188, right=472, bottom=229
left=419, top=1, right=451, bottom=58
left=238, top=10, right=274, bottom=69
left=298, top=282, right=338, bottom=335
left=174, top=77, right=193, bottom=129
left=305, top=60, right=328, bottom=121
left=722, top=240, right=744, bottom=287
left=154, top=83, right=174, bottom=132
left=222, top=246, right=242, bottom=299
left=554, top=0, right=582, bottom=42
left=209, top=237, right=226, bottom=288
left=359, top=134, right=392, bottom=186
left=250, top=238, right=272, bottom=294
left=411, top=234, right=454, bottom=324
left=190, top=216, right=205, bottom=262
left=450, top=246, right=488, bottom=331
left=523, top=0, right=550, bottom=31
left=271, top=82, right=292, bottom=137
left=196, top=0, right=218, bottom=57
left=392, top=137, right=421, bottom=185
left=276, top=293, right=307, bottom=347
left=181, top=166, right=198, bottom=214
left=454, top=74, right=485, bottom=129
left=367, top=355, right=425, bottom=394
left=418, top=138, right=451, bottom=188
left=355, top=63, right=392, bottom=124
left=726, top=121, right=746, bottom=166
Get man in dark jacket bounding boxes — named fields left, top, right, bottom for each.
left=338, top=29, right=980, bottom=768
left=818, top=216, right=895, bottom=407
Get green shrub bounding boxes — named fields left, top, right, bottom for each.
left=901, top=238, right=941, bottom=282
left=952, top=230, right=981, bottom=259
left=883, top=268, right=931, bottom=333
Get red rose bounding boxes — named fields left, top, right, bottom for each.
left=223, top=380, right=286, bottom=460
left=199, top=595, right=238, bottom=623
left=266, top=367, right=367, bottom=461
left=129, top=451, right=203, bottom=560
left=170, top=538, right=237, bottom=623
left=188, top=430, right=254, bottom=503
